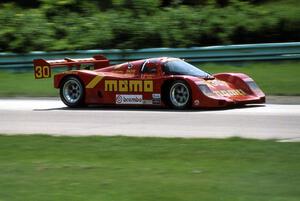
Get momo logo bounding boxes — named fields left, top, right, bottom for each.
left=105, top=80, right=153, bottom=92
left=116, top=94, right=143, bottom=104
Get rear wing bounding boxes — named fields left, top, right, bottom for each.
left=33, top=54, right=109, bottom=79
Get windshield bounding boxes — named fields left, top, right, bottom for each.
left=163, top=60, right=211, bottom=77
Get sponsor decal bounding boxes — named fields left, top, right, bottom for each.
left=152, top=99, right=161, bottom=105
left=116, top=94, right=143, bottom=104
left=152, top=93, right=161, bottom=105
left=143, top=100, right=153, bottom=105
left=213, top=89, right=246, bottom=97
left=105, top=80, right=153, bottom=92
left=194, top=100, right=200, bottom=106
left=152, top=93, right=161, bottom=99
left=206, top=80, right=228, bottom=87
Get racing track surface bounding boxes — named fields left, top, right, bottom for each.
left=0, top=98, right=300, bottom=141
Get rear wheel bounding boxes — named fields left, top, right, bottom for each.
left=167, top=80, right=191, bottom=109
left=60, top=76, right=85, bottom=107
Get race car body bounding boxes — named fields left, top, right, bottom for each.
left=33, top=55, right=265, bottom=109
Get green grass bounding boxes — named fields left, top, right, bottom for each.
left=0, top=135, right=299, bottom=201
left=0, top=61, right=300, bottom=96
left=0, top=71, right=57, bottom=97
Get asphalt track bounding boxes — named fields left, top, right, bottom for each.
left=0, top=98, right=300, bottom=141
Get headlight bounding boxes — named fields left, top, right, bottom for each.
left=246, top=81, right=264, bottom=95
left=247, top=81, right=258, bottom=90
left=198, top=84, right=213, bottom=95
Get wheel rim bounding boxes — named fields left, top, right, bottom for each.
left=170, top=82, right=190, bottom=107
left=63, top=79, right=82, bottom=104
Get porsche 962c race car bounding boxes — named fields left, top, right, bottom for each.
left=33, top=55, right=265, bottom=109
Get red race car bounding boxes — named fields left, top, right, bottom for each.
left=33, top=55, right=265, bottom=109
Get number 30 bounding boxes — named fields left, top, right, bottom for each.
left=35, top=66, right=51, bottom=78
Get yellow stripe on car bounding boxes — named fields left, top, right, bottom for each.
left=213, top=89, right=246, bottom=96
left=86, top=76, right=104, bottom=88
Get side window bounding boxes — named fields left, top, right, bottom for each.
left=162, top=63, right=171, bottom=75
left=143, top=65, right=157, bottom=74
left=141, top=61, right=157, bottom=74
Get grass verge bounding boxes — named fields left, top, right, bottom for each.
left=0, top=60, right=299, bottom=96
left=0, top=71, right=57, bottom=97
left=0, top=135, right=299, bottom=201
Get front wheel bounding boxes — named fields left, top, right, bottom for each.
left=167, top=80, right=191, bottom=109
left=60, top=76, right=85, bottom=107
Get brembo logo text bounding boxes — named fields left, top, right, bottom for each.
left=116, top=95, right=143, bottom=104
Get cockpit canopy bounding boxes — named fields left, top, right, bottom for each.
left=163, top=59, right=211, bottom=78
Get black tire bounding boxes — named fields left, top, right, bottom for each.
left=60, top=76, right=85, bottom=107
left=167, top=80, right=191, bottom=109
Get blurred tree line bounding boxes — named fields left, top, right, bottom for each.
left=0, top=0, right=299, bottom=52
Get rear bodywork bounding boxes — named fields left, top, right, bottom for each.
left=33, top=56, right=265, bottom=108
